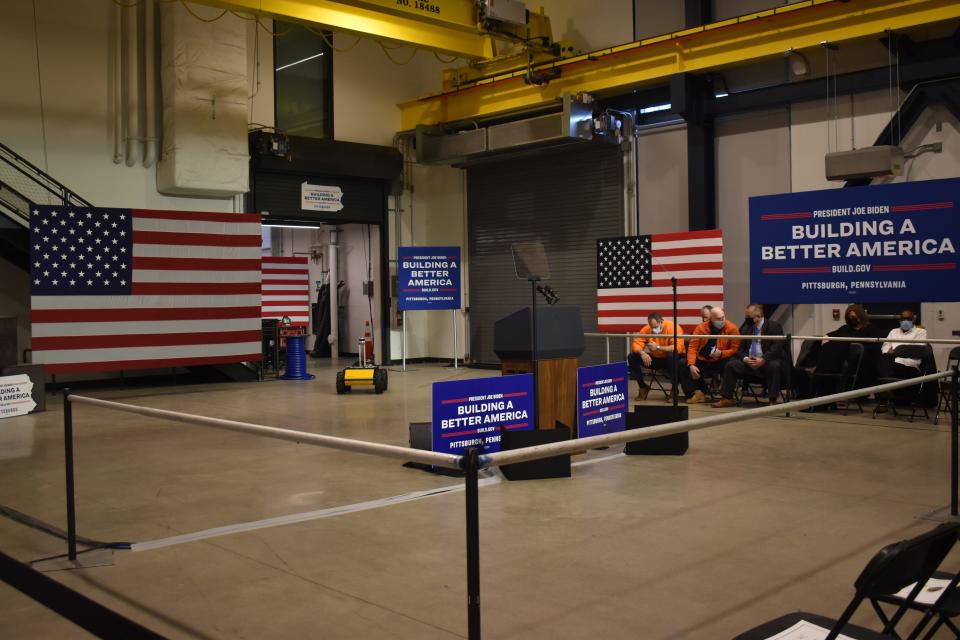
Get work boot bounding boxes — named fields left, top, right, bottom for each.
left=687, top=390, right=706, bottom=404
left=711, top=398, right=737, bottom=408
left=635, top=386, right=650, bottom=401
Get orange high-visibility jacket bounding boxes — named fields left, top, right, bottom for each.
left=631, top=320, right=686, bottom=357
left=686, top=320, right=741, bottom=366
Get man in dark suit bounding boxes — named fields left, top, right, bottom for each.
left=712, top=304, right=787, bottom=407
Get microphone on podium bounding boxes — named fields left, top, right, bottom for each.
left=536, top=284, right=560, bottom=305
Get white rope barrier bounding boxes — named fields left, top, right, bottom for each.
left=585, top=332, right=960, bottom=345
left=66, top=370, right=958, bottom=473
left=68, top=395, right=462, bottom=470
left=482, top=371, right=954, bottom=469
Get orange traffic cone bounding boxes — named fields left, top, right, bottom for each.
left=364, top=321, right=374, bottom=362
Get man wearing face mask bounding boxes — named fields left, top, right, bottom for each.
left=628, top=313, right=685, bottom=400
left=681, top=307, right=740, bottom=404
left=878, top=310, right=927, bottom=379
left=713, top=304, right=786, bottom=407
left=700, top=305, right=713, bottom=324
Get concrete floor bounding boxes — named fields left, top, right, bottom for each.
left=0, top=360, right=957, bottom=639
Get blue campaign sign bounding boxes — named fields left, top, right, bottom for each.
left=577, top=362, right=628, bottom=438
left=749, top=177, right=960, bottom=303
left=398, top=246, right=461, bottom=311
left=432, top=374, right=534, bottom=456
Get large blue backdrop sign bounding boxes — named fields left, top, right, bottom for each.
left=431, top=374, right=534, bottom=456
left=577, top=362, right=628, bottom=438
left=749, top=178, right=960, bottom=303
left=398, top=246, right=461, bottom=311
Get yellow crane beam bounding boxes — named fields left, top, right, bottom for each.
left=398, top=0, right=960, bottom=129
left=197, top=0, right=495, bottom=59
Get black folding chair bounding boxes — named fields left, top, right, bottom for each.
left=733, top=522, right=960, bottom=640
left=873, top=344, right=937, bottom=422
left=874, top=568, right=960, bottom=639
left=813, top=342, right=865, bottom=415
left=646, top=359, right=676, bottom=401
left=934, top=347, right=960, bottom=426
left=735, top=375, right=790, bottom=406
left=702, top=371, right=722, bottom=401
left=736, top=376, right=766, bottom=405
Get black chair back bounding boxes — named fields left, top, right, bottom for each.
left=796, top=339, right=820, bottom=368
left=947, top=346, right=960, bottom=367
left=836, top=522, right=960, bottom=638
left=854, top=523, right=959, bottom=597
left=845, top=343, right=864, bottom=389
left=892, top=343, right=934, bottom=362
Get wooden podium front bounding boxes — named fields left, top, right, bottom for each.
left=501, top=357, right=578, bottom=431
left=494, top=305, right=585, bottom=433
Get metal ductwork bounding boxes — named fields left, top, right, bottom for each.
left=414, top=93, right=623, bottom=166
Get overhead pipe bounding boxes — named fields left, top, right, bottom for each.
left=112, top=3, right=123, bottom=164
left=143, top=0, right=157, bottom=168
left=117, top=3, right=129, bottom=165
left=124, top=1, right=140, bottom=167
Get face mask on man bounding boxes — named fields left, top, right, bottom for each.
left=712, top=319, right=725, bottom=330
left=743, top=316, right=754, bottom=326
left=900, top=319, right=914, bottom=332
left=652, top=325, right=662, bottom=334
left=846, top=316, right=857, bottom=328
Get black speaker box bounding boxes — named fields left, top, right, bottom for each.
left=409, top=422, right=431, bottom=451
left=624, top=406, right=689, bottom=456
left=499, top=423, right=572, bottom=481
left=404, top=422, right=462, bottom=477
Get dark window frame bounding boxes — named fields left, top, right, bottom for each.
left=273, top=22, right=334, bottom=139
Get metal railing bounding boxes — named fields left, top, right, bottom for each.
left=55, top=371, right=959, bottom=640
left=588, top=332, right=960, bottom=363
left=0, top=140, right=92, bottom=225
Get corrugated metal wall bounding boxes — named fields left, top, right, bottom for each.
left=467, top=145, right=624, bottom=366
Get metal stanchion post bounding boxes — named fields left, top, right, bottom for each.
left=63, top=390, right=77, bottom=563
left=464, top=447, right=481, bottom=640
left=530, top=279, right=539, bottom=428
left=605, top=335, right=610, bottom=364
left=402, top=311, right=407, bottom=372
left=453, top=310, right=458, bottom=369
left=952, top=367, right=958, bottom=517
left=785, top=334, right=793, bottom=418
left=671, top=277, right=678, bottom=412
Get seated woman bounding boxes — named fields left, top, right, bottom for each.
left=830, top=304, right=881, bottom=388
left=792, top=304, right=878, bottom=399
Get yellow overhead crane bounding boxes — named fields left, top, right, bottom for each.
left=398, top=0, right=960, bottom=129
left=191, top=0, right=960, bottom=129
left=194, top=0, right=565, bottom=61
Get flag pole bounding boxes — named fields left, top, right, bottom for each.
left=672, top=276, right=679, bottom=413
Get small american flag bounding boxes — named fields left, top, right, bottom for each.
left=261, top=257, right=310, bottom=327
left=597, top=229, right=723, bottom=332
left=30, top=206, right=263, bottom=373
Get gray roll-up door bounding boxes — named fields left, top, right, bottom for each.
left=467, top=145, right=624, bottom=366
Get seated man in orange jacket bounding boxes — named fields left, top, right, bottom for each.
left=680, top=306, right=741, bottom=404
left=628, top=312, right=685, bottom=400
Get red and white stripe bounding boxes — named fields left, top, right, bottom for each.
left=261, top=257, right=310, bottom=327
left=597, top=229, right=723, bottom=332
left=31, top=210, right=263, bottom=373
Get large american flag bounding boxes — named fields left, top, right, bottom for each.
left=261, top=257, right=310, bottom=327
left=597, top=229, right=723, bottom=332
left=30, top=206, right=263, bottom=373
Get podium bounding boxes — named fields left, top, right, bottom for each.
left=494, top=305, right=584, bottom=430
